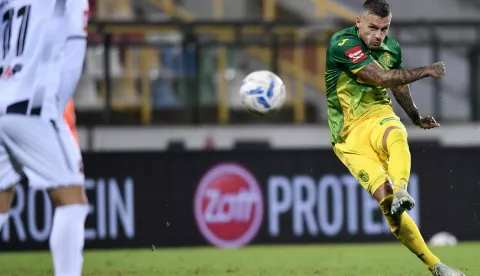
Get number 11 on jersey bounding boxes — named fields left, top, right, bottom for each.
left=1, top=5, right=31, bottom=77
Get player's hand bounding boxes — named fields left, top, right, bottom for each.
left=415, top=116, right=440, bottom=129
left=428, top=61, right=446, bottom=78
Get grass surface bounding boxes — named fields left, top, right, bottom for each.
left=0, top=242, right=477, bottom=275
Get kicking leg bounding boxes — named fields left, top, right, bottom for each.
left=382, top=126, right=415, bottom=215
left=335, top=147, right=444, bottom=273
left=48, top=185, right=89, bottom=276
left=381, top=127, right=465, bottom=275
left=335, top=122, right=464, bottom=275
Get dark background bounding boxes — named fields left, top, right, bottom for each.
left=0, top=147, right=478, bottom=251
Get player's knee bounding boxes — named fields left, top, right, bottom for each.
left=48, top=185, right=88, bottom=207
left=0, top=185, right=16, bottom=213
left=373, top=181, right=394, bottom=202
left=385, top=128, right=409, bottom=153
left=53, top=194, right=88, bottom=207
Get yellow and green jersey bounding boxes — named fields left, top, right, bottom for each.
left=325, top=26, right=403, bottom=143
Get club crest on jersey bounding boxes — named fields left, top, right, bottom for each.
left=358, top=170, right=370, bottom=183
left=382, top=52, right=391, bottom=67
left=345, top=46, right=367, bottom=64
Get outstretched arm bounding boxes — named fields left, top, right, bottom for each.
left=355, top=61, right=445, bottom=88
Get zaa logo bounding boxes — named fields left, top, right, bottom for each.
left=194, top=163, right=264, bottom=248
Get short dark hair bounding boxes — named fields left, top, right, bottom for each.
left=362, top=0, right=391, bottom=18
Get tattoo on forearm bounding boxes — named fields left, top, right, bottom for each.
left=386, top=67, right=430, bottom=86
left=356, top=62, right=430, bottom=87
left=390, top=85, right=421, bottom=124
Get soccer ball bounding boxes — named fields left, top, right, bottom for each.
left=239, top=70, right=286, bottom=116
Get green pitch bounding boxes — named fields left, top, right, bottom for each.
left=0, top=242, right=478, bottom=276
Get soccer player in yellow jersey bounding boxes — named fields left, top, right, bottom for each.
left=325, top=1, right=465, bottom=275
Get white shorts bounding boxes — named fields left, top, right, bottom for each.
left=0, top=115, right=84, bottom=191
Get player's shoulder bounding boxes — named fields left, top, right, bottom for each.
left=383, top=35, right=402, bottom=52
left=328, top=26, right=363, bottom=49
left=66, top=0, right=89, bottom=13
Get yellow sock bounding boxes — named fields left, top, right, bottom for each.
left=379, top=195, right=440, bottom=271
left=386, top=128, right=411, bottom=192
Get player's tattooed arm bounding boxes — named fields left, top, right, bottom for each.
left=391, top=85, right=441, bottom=129
left=355, top=61, right=446, bottom=88
left=390, top=85, right=421, bottom=125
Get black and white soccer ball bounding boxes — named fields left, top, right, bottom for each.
left=239, top=70, right=286, bottom=116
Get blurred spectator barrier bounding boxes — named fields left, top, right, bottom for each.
left=80, top=18, right=480, bottom=125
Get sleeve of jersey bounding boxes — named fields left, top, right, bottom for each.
left=330, top=38, right=374, bottom=73
left=66, top=0, right=89, bottom=39
left=58, top=0, right=89, bottom=111
left=58, top=40, right=87, bottom=111
left=392, top=41, right=404, bottom=70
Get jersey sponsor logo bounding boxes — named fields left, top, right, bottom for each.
left=338, top=39, right=349, bottom=46
left=345, top=46, right=367, bottom=64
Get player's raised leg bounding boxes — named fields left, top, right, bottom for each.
left=382, top=125, right=415, bottom=215
left=377, top=124, right=465, bottom=276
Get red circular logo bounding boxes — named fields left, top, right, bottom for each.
left=194, top=163, right=264, bottom=248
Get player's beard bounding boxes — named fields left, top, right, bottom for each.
left=363, top=39, right=382, bottom=50
left=365, top=37, right=383, bottom=49
left=359, top=32, right=382, bottom=50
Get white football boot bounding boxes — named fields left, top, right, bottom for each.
left=391, top=188, right=415, bottom=215
left=432, top=262, right=466, bottom=276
